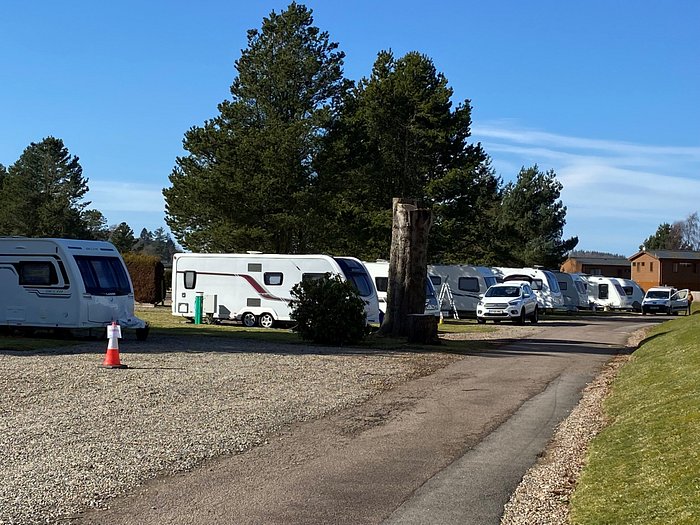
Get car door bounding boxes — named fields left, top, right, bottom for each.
left=522, top=284, right=535, bottom=315
left=671, top=289, right=689, bottom=313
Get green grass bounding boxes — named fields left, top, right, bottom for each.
left=570, top=312, right=700, bottom=524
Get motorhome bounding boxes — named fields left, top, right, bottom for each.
left=363, top=260, right=439, bottom=323
left=0, top=237, right=147, bottom=337
left=553, top=271, right=588, bottom=311
left=427, top=264, right=500, bottom=315
left=611, top=277, right=645, bottom=312
left=585, top=275, right=633, bottom=310
left=495, top=267, right=565, bottom=313
left=171, top=253, right=380, bottom=327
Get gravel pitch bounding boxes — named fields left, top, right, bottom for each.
left=0, top=335, right=457, bottom=524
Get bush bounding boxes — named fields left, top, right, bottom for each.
left=289, top=274, right=367, bottom=345
left=123, top=253, right=165, bottom=304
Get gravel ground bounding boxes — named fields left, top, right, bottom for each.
left=500, top=327, right=649, bottom=525
left=0, top=335, right=457, bottom=525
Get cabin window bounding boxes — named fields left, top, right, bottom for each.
left=673, top=263, right=678, bottom=273
left=458, top=277, right=480, bottom=292
left=375, top=277, right=388, bottom=293
left=184, top=271, right=196, bottom=289
left=264, top=272, right=283, bottom=286
left=430, top=275, right=441, bottom=286
left=18, top=261, right=58, bottom=286
left=74, top=256, right=131, bottom=296
left=650, top=262, right=654, bottom=272
left=598, top=283, right=609, bottom=300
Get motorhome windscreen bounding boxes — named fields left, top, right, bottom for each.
left=74, top=256, right=131, bottom=296
left=334, top=258, right=373, bottom=297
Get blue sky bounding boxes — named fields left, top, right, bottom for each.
left=1, top=0, right=698, bottom=257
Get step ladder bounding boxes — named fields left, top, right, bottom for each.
left=438, top=282, right=459, bottom=320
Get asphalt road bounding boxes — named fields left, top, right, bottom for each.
left=74, top=315, right=658, bottom=525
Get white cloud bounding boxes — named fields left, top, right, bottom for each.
left=87, top=180, right=165, bottom=213
left=472, top=121, right=700, bottom=254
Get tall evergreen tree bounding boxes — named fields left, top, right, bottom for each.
left=317, top=50, right=494, bottom=261
left=498, top=165, right=578, bottom=267
left=164, top=3, right=349, bottom=252
left=109, top=222, right=137, bottom=253
left=0, top=137, right=91, bottom=238
left=82, top=209, right=110, bottom=240
left=640, top=222, right=686, bottom=250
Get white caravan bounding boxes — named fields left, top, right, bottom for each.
left=585, top=275, right=633, bottom=311
left=553, top=271, right=588, bottom=311
left=495, top=267, right=565, bottom=313
left=363, top=260, right=440, bottom=323
left=427, top=264, right=500, bottom=315
left=611, top=278, right=645, bottom=312
left=0, top=237, right=147, bottom=336
left=171, top=253, right=380, bottom=327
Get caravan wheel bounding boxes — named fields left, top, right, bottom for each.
left=241, top=312, right=257, bottom=328
left=258, top=313, right=275, bottom=329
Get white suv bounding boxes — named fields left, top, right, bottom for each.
left=477, top=282, right=539, bottom=324
left=641, top=286, right=690, bottom=315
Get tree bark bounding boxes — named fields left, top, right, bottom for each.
left=380, top=198, right=434, bottom=339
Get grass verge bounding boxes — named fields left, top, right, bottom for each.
left=570, top=312, right=700, bottom=524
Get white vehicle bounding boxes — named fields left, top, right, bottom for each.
left=495, top=267, right=565, bottom=313
left=641, top=286, right=689, bottom=315
left=553, top=271, right=587, bottom=311
left=476, top=281, right=539, bottom=324
left=172, top=253, right=380, bottom=327
left=585, top=276, right=633, bottom=311
left=428, top=264, right=500, bottom=315
left=0, top=237, right=147, bottom=337
left=611, top=278, right=645, bottom=312
left=363, top=260, right=439, bottom=323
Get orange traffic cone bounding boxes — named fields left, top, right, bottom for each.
left=101, top=321, right=127, bottom=369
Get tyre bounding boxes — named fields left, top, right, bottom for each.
left=258, top=313, right=275, bottom=329
left=530, top=307, right=539, bottom=324
left=241, top=312, right=257, bottom=328
left=135, top=324, right=150, bottom=341
left=477, top=317, right=486, bottom=324
left=514, top=309, right=525, bottom=325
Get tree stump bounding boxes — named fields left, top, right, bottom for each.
left=406, top=314, right=440, bottom=344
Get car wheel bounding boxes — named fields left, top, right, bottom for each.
left=135, top=324, right=150, bottom=341
left=477, top=317, right=486, bottom=324
left=530, top=308, right=539, bottom=324
left=514, top=310, right=525, bottom=325
left=258, top=313, right=275, bottom=329
left=241, top=312, right=257, bottom=328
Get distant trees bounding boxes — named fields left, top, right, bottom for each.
left=641, top=212, right=700, bottom=251
left=0, top=137, right=102, bottom=238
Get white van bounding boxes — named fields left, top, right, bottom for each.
left=641, top=286, right=689, bottom=315
left=363, top=260, right=439, bottom=323
left=0, top=237, right=147, bottom=337
left=585, top=276, right=633, bottom=311
left=428, top=264, right=499, bottom=315
left=171, top=253, right=380, bottom=327
left=495, top=267, right=565, bottom=313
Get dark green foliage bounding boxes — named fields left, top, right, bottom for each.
left=164, top=3, right=349, bottom=253
left=640, top=212, right=700, bottom=251
left=122, top=253, right=166, bottom=304
left=82, top=209, right=110, bottom=240
left=133, top=227, right=179, bottom=264
left=109, top=222, right=137, bottom=253
left=317, top=50, right=495, bottom=261
left=498, top=165, right=578, bottom=268
left=289, top=274, right=367, bottom=345
left=0, top=137, right=98, bottom=238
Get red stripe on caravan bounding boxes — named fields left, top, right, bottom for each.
left=235, top=274, right=287, bottom=302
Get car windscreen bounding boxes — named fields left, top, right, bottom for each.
left=485, top=286, right=520, bottom=298
left=74, top=256, right=132, bottom=296
left=646, top=290, right=671, bottom=299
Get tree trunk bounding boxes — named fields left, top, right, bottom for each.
left=380, top=198, right=434, bottom=340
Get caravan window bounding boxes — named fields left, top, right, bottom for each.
left=430, top=275, right=441, bottom=286
left=264, top=272, right=283, bottom=286
left=18, top=261, right=58, bottom=286
left=184, top=271, right=196, bottom=289
left=598, top=283, right=609, bottom=300
left=375, top=277, right=388, bottom=293
left=302, top=272, right=327, bottom=282
left=74, top=256, right=131, bottom=296
left=334, top=258, right=373, bottom=298
left=484, top=276, right=498, bottom=288
left=558, top=280, right=568, bottom=290
left=458, top=277, right=480, bottom=292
